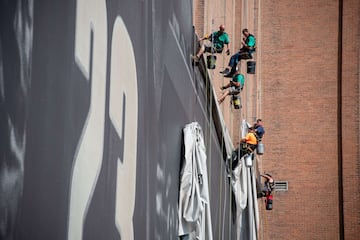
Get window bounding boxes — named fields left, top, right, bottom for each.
left=274, top=181, right=288, bottom=191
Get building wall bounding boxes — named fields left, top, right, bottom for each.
left=341, top=0, right=360, bottom=239
left=193, top=0, right=259, bottom=144
left=193, top=0, right=360, bottom=239
left=261, top=0, right=340, bottom=239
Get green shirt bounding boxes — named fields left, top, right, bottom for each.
left=246, top=34, right=256, bottom=48
left=210, top=31, right=230, bottom=50
left=232, top=73, right=245, bottom=88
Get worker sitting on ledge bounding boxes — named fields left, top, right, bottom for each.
left=220, top=28, right=256, bottom=77
left=191, top=24, right=230, bottom=63
left=218, top=70, right=244, bottom=104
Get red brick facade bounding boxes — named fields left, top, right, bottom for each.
left=341, top=0, right=360, bottom=239
left=193, top=0, right=359, bottom=239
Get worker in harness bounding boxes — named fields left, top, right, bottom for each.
left=260, top=173, right=274, bottom=195
left=239, top=126, right=257, bottom=154
left=220, top=28, right=256, bottom=77
left=230, top=127, right=257, bottom=170
left=217, top=70, right=244, bottom=104
left=191, top=24, right=230, bottom=63
left=254, top=118, right=265, bottom=141
left=258, top=173, right=274, bottom=210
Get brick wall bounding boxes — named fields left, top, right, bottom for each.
left=193, top=0, right=359, bottom=239
left=193, top=0, right=205, bottom=37
left=193, top=0, right=248, bottom=144
left=261, top=0, right=341, bottom=239
left=341, top=0, right=360, bottom=239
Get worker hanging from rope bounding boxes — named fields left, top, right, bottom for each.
left=220, top=28, right=256, bottom=77
left=191, top=24, right=230, bottom=64
left=253, top=119, right=265, bottom=154
left=217, top=69, right=245, bottom=104
left=230, top=126, right=257, bottom=170
left=257, top=173, right=274, bottom=210
left=253, top=118, right=265, bottom=141
left=239, top=126, right=258, bottom=155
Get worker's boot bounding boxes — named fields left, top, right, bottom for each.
left=220, top=68, right=230, bottom=74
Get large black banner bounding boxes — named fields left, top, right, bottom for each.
left=0, top=0, right=234, bottom=239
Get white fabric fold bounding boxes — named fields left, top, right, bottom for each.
left=178, top=122, right=213, bottom=240
left=230, top=120, right=259, bottom=240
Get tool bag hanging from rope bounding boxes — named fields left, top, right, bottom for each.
left=256, top=141, right=264, bottom=155
left=265, top=194, right=273, bottom=210
left=207, top=55, right=217, bottom=69
left=232, top=95, right=241, bottom=109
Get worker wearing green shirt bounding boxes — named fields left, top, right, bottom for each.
left=220, top=28, right=256, bottom=77
left=191, top=24, right=230, bottom=63
left=218, top=71, right=244, bottom=104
